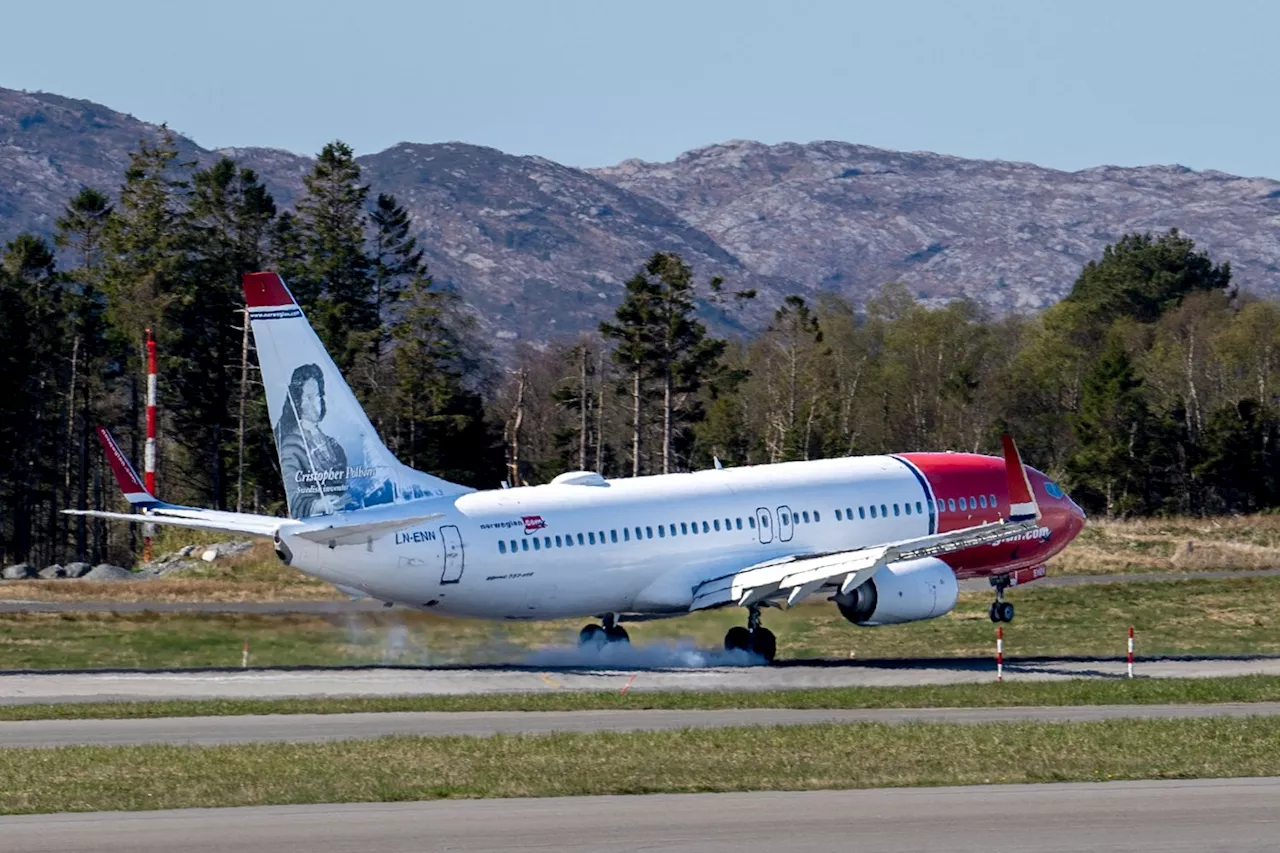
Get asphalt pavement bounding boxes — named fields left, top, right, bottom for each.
left=2, top=778, right=1277, bottom=852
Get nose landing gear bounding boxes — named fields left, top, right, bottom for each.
left=578, top=613, right=630, bottom=648
left=989, top=574, right=1015, bottom=623
left=724, top=606, right=777, bottom=662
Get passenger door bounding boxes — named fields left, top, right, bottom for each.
left=439, top=525, right=465, bottom=584
left=776, top=505, right=794, bottom=542
left=756, top=507, right=774, bottom=544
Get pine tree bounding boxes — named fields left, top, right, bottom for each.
left=55, top=188, right=116, bottom=559
left=170, top=157, right=277, bottom=509
left=295, top=141, right=374, bottom=373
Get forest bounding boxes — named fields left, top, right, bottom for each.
left=1, top=131, right=1277, bottom=567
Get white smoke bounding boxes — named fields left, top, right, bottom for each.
left=520, top=637, right=766, bottom=669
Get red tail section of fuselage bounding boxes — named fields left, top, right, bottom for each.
left=899, top=452, right=1085, bottom=579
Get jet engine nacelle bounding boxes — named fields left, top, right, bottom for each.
left=833, top=556, right=959, bottom=626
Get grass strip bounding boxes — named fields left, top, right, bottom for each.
left=5, top=574, right=1280, bottom=669
left=2, top=717, right=1279, bottom=814
left=5, top=675, right=1280, bottom=721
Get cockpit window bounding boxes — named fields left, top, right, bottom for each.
left=1045, top=481, right=1064, bottom=499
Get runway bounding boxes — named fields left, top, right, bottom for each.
left=3, top=702, right=1280, bottom=748
left=2, top=778, right=1277, bottom=852
left=4, top=654, right=1280, bottom=704
left=2, top=567, right=1276, bottom=613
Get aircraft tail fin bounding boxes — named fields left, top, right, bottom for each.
left=243, top=272, right=470, bottom=519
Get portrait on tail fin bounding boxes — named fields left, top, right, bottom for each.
left=275, top=363, right=351, bottom=517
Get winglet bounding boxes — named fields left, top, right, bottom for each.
left=1001, top=433, right=1040, bottom=522
left=96, top=427, right=160, bottom=507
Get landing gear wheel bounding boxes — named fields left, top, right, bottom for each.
left=724, top=626, right=751, bottom=653
left=604, top=625, right=630, bottom=645
left=578, top=623, right=606, bottom=648
left=988, top=602, right=1000, bottom=623
left=750, top=627, right=777, bottom=663
left=996, top=601, right=1015, bottom=623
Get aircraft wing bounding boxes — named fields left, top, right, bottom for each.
left=690, top=434, right=1042, bottom=611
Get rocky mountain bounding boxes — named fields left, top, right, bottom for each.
left=4, top=85, right=1279, bottom=344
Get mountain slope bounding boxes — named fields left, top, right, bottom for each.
left=3, top=86, right=1279, bottom=345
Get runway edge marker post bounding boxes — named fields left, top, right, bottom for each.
left=996, top=626, right=1004, bottom=682
left=1128, top=626, right=1134, bottom=679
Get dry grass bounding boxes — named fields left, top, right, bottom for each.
left=2, top=718, right=1279, bottom=814
left=1050, top=514, right=1280, bottom=576
left=0, top=541, right=342, bottom=602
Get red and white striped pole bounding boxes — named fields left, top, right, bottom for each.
left=143, top=328, right=158, bottom=561
left=996, top=626, right=1004, bottom=682
left=1127, top=626, right=1134, bottom=679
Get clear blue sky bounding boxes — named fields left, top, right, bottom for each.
left=4, top=0, right=1277, bottom=176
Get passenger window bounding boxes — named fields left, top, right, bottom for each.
left=670, top=524, right=677, bottom=536
left=948, top=498, right=956, bottom=512
left=499, top=541, right=507, bottom=554
left=835, top=509, right=843, bottom=521
left=545, top=537, right=551, bottom=549
left=845, top=507, right=853, bottom=519
left=870, top=505, right=877, bottom=519
left=749, top=516, right=757, bottom=529
left=534, top=538, right=542, bottom=550
left=893, top=504, right=900, bottom=516
left=880, top=504, right=887, bottom=517
left=681, top=522, right=688, bottom=535
left=713, top=519, right=721, bottom=531
left=575, top=533, right=582, bottom=545
left=658, top=526, right=665, bottom=538
left=859, top=507, right=866, bottom=519
left=702, top=521, right=710, bottom=533
left=979, top=495, right=987, bottom=509
left=959, top=497, right=967, bottom=511
left=588, top=532, right=596, bottom=544
left=990, top=494, right=997, bottom=508
left=736, top=518, right=743, bottom=530
left=610, top=530, right=618, bottom=543
left=635, top=527, right=642, bottom=540
left=760, top=516, right=768, bottom=528
left=521, top=539, right=529, bottom=551
left=814, top=510, right=821, bottom=522
left=916, top=501, right=923, bottom=514
left=556, top=535, right=563, bottom=547
left=904, top=503, right=911, bottom=516
left=511, top=540, right=519, bottom=553
left=623, top=529, right=630, bottom=542
left=646, top=526, right=653, bottom=539
left=565, top=535, right=573, bottom=547
left=802, top=511, right=810, bottom=523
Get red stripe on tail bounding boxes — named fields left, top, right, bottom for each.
left=242, top=272, right=296, bottom=308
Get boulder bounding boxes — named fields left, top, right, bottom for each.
left=64, top=562, right=93, bottom=578
left=2, top=563, right=37, bottom=580
left=38, top=564, right=68, bottom=579
left=83, top=563, right=133, bottom=581
left=200, top=540, right=253, bottom=562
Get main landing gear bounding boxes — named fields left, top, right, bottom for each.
left=578, top=613, right=630, bottom=648
left=989, top=574, right=1015, bottom=623
left=724, top=606, right=777, bottom=663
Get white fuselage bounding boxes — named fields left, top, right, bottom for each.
left=282, top=455, right=936, bottom=620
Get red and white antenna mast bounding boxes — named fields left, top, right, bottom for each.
left=143, top=328, right=158, bottom=561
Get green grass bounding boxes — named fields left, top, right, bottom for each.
left=3, top=717, right=1279, bottom=814
left=4, top=675, right=1280, bottom=721
left=2, top=574, right=1279, bottom=670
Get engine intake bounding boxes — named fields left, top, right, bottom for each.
left=833, top=556, right=959, bottom=626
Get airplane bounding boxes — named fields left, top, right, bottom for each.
left=71, top=272, right=1087, bottom=663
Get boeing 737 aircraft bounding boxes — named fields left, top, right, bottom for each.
left=74, top=272, right=1086, bottom=662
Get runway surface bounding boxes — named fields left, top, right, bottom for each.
left=4, top=654, right=1280, bottom=704
left=4, top=702, right=1280, bottom=748
left=3, top=778, right=1277, bottom=852
left=2, top=567, right=1276, bottom=613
